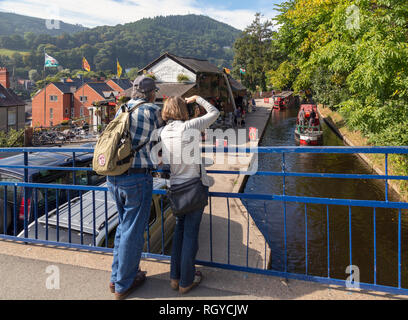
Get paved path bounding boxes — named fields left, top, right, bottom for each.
left=197, top=103, right=272, bottom=270
left=0, top=241, right=404, bottom=300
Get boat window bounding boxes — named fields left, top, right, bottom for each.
left=0, top=173, right=23, bottom=205
left=149, top=203, right=156, bottom=226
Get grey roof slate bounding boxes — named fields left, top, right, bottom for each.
left=124, top=82, right=196, bottom=99
left=141, top=52, right=221, bottom=74
left=0, top=84, right=25, bottom=107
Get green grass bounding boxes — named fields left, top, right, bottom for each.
left=0, top=48, right=30, bottom=57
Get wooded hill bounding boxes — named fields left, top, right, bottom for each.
left=0, top=14, right=241, bottom=78
left=0, top=11, right=87, bottom=36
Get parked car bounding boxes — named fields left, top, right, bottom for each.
left=0, top=143, right=105, bottom=235
left=18, top=179, right=176, bottom=254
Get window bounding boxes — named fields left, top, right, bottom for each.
left=7, top=108, right=17, bottom=131
left=65, top=109, right=68, bottom=115
left=50, top=95, right=58, bottom=102
left=71, top=108, right=75, bottom=118
left=0, top=173, right=23, bottom=207
left=149, top=203, right=156, bottom=226
left=50, top=108, right=53, bottom=120
left=80, top=96, right=88, bottom=103
left=80, top=107, right=84, bottom=117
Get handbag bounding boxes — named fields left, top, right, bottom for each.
left=168, top=167, right=209, bottom=217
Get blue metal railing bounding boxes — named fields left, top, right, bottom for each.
left=0, top=146, right=408, bottom=296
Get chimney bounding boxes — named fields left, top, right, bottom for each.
left=0, top=68, right=10, bottom=89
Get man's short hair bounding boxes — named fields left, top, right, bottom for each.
left=131, top=88, right=154, bottom=100
left=131, top=75, right=159, bottom=101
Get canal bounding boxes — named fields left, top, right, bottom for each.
left=243, top=106, right=408, bottom=288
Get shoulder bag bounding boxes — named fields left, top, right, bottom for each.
left=168, top=166, right=209, bottom=217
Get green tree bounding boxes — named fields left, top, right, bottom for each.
left=232, top=13, right=276, bottom=92
left=266, top=61, right=297, bottom=91
left=28, top=69, right=40, bottom=82
left=126, top=67, right=139, bottom=81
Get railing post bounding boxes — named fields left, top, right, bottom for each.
left=327, top=205, right=330, bottom=279
left=23, top=151, right=28, bottom=238
left=161, top=197, right=165, bottom=255
left=385, top=154, right=389, bottom=202
left=398, top=209, right=401, bottom=289
left=72, top=152, right=76, bottom=185
left=373, top=208, right=377, bottom=285
left=305, top=204, right=308, bottom=275
left=282, top=153, right=288, bottom=275
left=3, top=187, right=7, bottom=235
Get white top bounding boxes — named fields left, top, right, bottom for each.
left=160, top=97, right=220, bottom=186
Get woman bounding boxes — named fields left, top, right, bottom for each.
left=160, top=95, right=219, bottom=294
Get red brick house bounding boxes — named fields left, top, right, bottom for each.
left=31, top=82, right=79, bottom=127
left=31, top=78, right=131, bottom=128
left=0, top=68, right=26, bottom=132
left=73, top=82, right=118, bottom=127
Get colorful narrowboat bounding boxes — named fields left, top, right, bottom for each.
left=294, top=104, right=323, bottom=146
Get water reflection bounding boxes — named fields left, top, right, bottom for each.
left=244, top=108, right=407, bottom=288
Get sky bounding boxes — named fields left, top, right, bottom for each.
left=0, top=0, right=284, bottom=30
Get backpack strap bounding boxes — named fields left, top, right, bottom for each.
left=123, top=100, right=151, bottom=165
left=128, top=100, right=147, bottom=113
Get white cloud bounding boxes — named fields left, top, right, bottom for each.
left=0, top=0, right=278, bottom=30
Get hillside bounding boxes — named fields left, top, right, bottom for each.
left=0, top=14, right=241, bottom=78
left=0, top=11, right=87, bottom=36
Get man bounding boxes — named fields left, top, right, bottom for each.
left=309, top=108, right=316, bottom=128
left=234, top=107, right=242, bottom=128
left=107, top=75, right=163, bottom=300
left=298, top=108, right=305, bottom=132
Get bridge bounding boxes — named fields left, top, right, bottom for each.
left=1, top=143, right=408, bottom=300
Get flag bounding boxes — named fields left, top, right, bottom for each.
left=240, top=68, right=246, bottom=75
left=223, top=67, right=231, bottom=75
left=117, top=59, right=123, bottom=78
left=82, top=57, right=91, bottom=72
left=44, top=53, right=59, bottom=68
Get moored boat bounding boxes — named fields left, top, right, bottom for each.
left=294, top=104, right=323, bottom=146
left=273, top=91, right=295, bottom=110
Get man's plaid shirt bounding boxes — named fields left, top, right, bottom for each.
left=117, top=98, right=164, bottom=169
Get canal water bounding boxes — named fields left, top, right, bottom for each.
left=243, top=106, right=408, bottom=288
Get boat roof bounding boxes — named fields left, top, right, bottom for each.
left=38, top=179, right=168, bottom=234
left=274, top=91, right=294, bottom=98
left=0, top=144, right=94, bottom=179
left=300, top=104, right=317, bottom=112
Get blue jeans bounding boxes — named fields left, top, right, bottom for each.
left=170, top=208, right=204, bottom=288
left=107, top=173, right=153, bottom=293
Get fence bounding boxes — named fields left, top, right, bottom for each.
left=0, top=146, right=408, bottom=295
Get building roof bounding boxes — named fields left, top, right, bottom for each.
left=141, top=52, right=221, bottom=75
left=31, top=82, right=80, bottom=98
left=124, top=82, right=196, bottom=100
left=228, top=77, right=247, bottom=92
left=62, top=78, right=92, bottom=89
left=86, top=83, right=116, bottom=98
left=0, top=84, right=25, bottom=107
left=109, top=78, right=132, bottom=90
left=52, top=82, right=78, bottom=94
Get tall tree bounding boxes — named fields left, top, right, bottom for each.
left=232, top=13, right=276, bottom=92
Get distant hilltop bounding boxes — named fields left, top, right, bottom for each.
left=0, top=11, right=88, bottom=36
left=0, top=14, right=241, bottom=77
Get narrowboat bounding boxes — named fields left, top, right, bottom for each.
left=273, top=91, right=295, bottom=110
left=294, top=104, right=323, bottom=146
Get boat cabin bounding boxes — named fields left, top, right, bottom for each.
left=273, top=91, right=295, bottom=110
